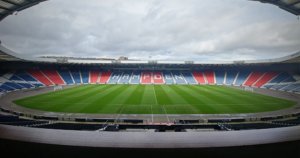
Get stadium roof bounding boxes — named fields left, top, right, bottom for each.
left=0, top=43, right=299, bottom=64
left=253, top=0, right=300, bottom=15
left=0, top=42, right=25, bottom=61
left=0, top=0, right=299, bottom=22
left=0, top=0, right=46, bottom=21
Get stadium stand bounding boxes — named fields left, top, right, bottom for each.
left=42, top=70, right=65, bottom=85
left=234, top=71, right=251, bottom=86
left=108, top=72, right=123, bottom=84
left=192, top=71, right=206, bottom=84
left=181, top=72, right=197, bottom=84
left=0, top=69, right=299, bottom=93
left=99, top=71, right=111, bottom=84
left=1, top=112, right=299, bottom=132
left=0, top=83, right=15, bottom=91
left=163, top=71, right=175, bottom=84
left=89, top=70, right=100, bottom=84
left=27, top=70, right=53, bottom=86
left=215, top=70, right=225, bottom=85
left=8, top=75, right=34, bottom=88
left=4, top=82, right=23, bottom=89
left=70, top=70, right=82, bottom=84
left=119, top=71, right=131, bottom=84
left=80, top=70, right=89, bottom=84
left=265, top=72, right=292, bottom=86
left=253, top=72, right=278, bottom=87
left=141, top=72, right=152, bottom=84
left=130, top=71, right=141, bottom=84
left=172, top=71, right=187, bottom=84
left=280, top=83, right=300, bottom=92
left=243, top=71, right=264, bottom=87
left=153, top=72, right=164, bottom=84
left=204, top=71, right=215, bottom=84
left=58, top=70, right=74, bottom=84
left=225, top=71, right=238, bottom=85
left=15, top=71, right=43, bottom=87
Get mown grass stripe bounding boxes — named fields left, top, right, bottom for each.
left=13, top=85, right=296, bottom=114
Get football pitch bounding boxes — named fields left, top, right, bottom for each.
left=14, top=85, right=296, bottom=114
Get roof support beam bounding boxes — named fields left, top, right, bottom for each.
left=0, top=0, right=47, bottom=21
left=1, top=0, right=21, bottom=6
left=286, top=1, right=300, bottom=7
left=0, top=5, right=12, bottom=11
left=252, top=0, right=300, bottom=15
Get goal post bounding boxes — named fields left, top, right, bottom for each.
left=53, top=85, right=63, bottom=91
left=0, top=92, right=5, bottom=98
left=243, top=86, right=254, bottom=92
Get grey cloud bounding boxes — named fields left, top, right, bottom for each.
left=0, top=0, right=299, bottom=61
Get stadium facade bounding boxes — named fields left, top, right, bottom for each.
left=0, top=0, right=300, bottom=156
left=1, top=40, right=300, bottom=148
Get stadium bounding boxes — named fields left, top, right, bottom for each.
left=0, top=0, right=300, bottom=157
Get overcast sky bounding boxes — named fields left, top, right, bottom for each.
left=0, top=0, right=300, bottom=61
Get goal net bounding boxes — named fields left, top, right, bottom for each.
left=0, top=92, right=5, bottom=98
left=53, top=85, right=63, bottom=91
left=243, top=86, right=254, bottom=92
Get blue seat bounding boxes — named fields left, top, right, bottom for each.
left=118, top=71, right=132, bottom=84
left=181, top=72, right=197, bottom=84
left=215, top=70, right=225, bottom=85
left=108, top=72, right=122, bottom=84
left=163, top=71, right=174, bottom=84
left=70, top=70, right=82, bottom=84
left=81, top=70, right=89, bottom=84
left=234, top=71, right=251, bottom=86
left=130, top=71, right=141, bottom=84
left=172, top=71, right=186, bottom=84
left=225, top=71, right=238, bottom=85
left=58, top=70, right=74, bottom=84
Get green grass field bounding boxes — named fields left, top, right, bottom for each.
left=13, top=85, right=296, bottom=114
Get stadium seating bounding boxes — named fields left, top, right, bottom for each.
left=99, top=71, right=111, bottom=84
left=58, top=70, right=74, bottom=84
left=27, top=70, right=53, bottom=86
left=153, top=72, right=164, bottom=84
left=0, top=69, right=298, bottom=94
left=204, top=71, right=215, bottom=84
left=163, top=71, right=175, bottom=84
left=283, top=76, right=296, bottom=82
left=280, top=83, right=300, bottom=92
left=81, top=70, right=89, bottom=84
left=266, top=72, right=291, bottom=84
left=108, top=72, right=123, bottom=84
left=118, top=71, right=131, bottom=84
left=130, top=71, right=141, bottom=84
left=263, top=73, right=292, bottom=88
left=271, top=84, right=289, bottom=90
left=70, top=70, right=82, bottom=84
left=192, top=72, right=206, bottom=84
left=225, top=71, right=238, bottom=85
left=42, top=70, right=65, bottom=85
left=14, top=71, right=43, bottom=87
left=215, top=70, right=225, bottom=85
left=4, top=82, right=23, bottom=89
left=253, top=72, right=278, bottom=88
left=0, top=83, right=15, bottom=91
left=141, top=72, right=152, bottom=84
left=234, top=71, right=251, bottom=86
left=181, top=72, right=197, bottom=84
left=293, top=87, right=300, bottom=93
left=89, top=70, right=100, bottom=84
left=243, top=72, right=264, bottom=87
left=172, top=71, right=187, bottom=84
left=8, top=75, right=34, bottom=88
